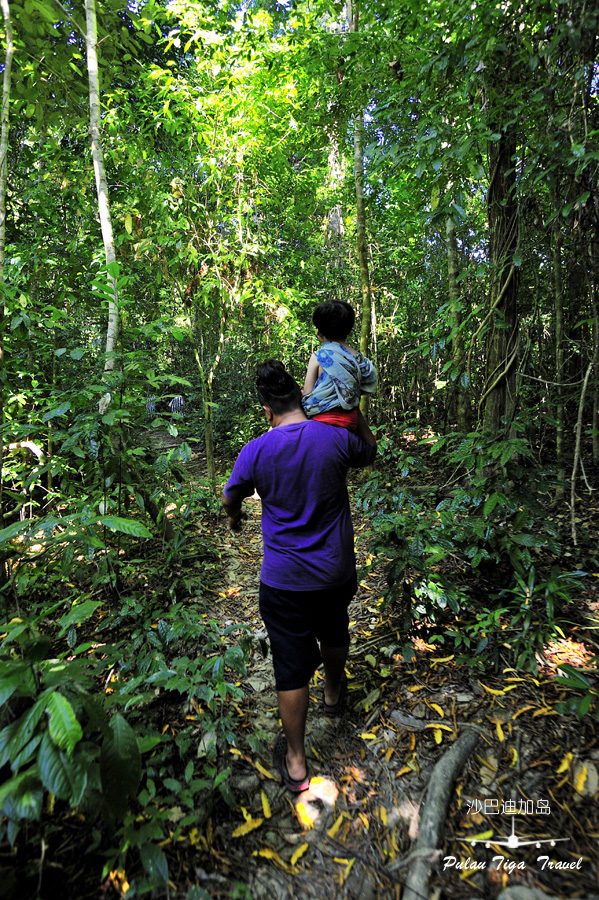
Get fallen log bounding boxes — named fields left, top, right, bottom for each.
left=389, top=727, right=478, bottom=899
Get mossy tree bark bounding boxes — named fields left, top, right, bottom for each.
left=482, top=128, right=519, bottom=433
left=0, top=0, right=14, bottom=531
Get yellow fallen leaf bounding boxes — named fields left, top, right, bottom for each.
left=252, top=847, right=294, bottom=872
left=532, top=708, right=557, bottom=718
left=296, top=802, right=315, bottom=830
left=431, top=655, right=455, bottom=663
left=430, top=703, right=445, bottom=717
left=396, top=766, right=411, bottom=777
left=379, top=806, right=388, bottom=825
left=290, top=843, right=309, bottom=866
left=232, top=817, right=263, bottom=838
left=513, top=705, right=537, bottom=719
left=433, top=727, right=443, bottom=744
left=385, top=747, right=394, bottom=762
left=557, top=752, right=573, bottom=774
left=359, top=732, right=377, bottom=739
left=253, top=847, right=277, bottom=859
left=341, top=858, right=356, bottom=883
left=481, top=684, right=505, bottom=696
left=575, top=765, right=588, bottom=794
left=425, top=722, right=453, bottom=732
left=496, top=721, right=505, bottom=742
left=509, top=746, right=518, bottom=768
left=358, top=812, right=369, bottom=829
left=407, top=685, right=426, bottom=692
left=261, top=791, right=271, bottom=819
left=254, top=760, right=278, bottom=780
left=241, top=806, right=251, bottom=822
left=229, top=747, right=242, bottom=756
left=409, top=733, right=416, bottom=751
left=334, top=857, right=351, bottom=865
left=328, top=814, right=344, bottom=838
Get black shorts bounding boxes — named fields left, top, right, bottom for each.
left=259, top=573, right=357, bottom=692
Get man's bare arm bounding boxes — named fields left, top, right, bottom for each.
left=222, top=492, right=243, bottom=531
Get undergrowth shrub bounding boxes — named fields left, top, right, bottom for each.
left=0, top=509, right=250, bottom=894
left=357, top=428, right=585, bottom=672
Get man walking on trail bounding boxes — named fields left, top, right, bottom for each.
left=222, top=360, right=376, bottom=792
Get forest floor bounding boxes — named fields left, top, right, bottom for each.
left=4, top=438, right=599, bottom=900
left=173, top=470, right=599, bottom=900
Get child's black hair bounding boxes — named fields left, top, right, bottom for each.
left=256, top=360, right=302, bottom=415
left=312, top=301, right=355, bottom=341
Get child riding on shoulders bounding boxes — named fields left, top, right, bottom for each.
left=301, top=300, right=377, bottom=432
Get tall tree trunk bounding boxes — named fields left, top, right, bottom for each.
left=0, top=0, right=14, bottom=530
left=551, top=189, right=566, bottom=496
left=187, top=292, right=229, bottom=496
left=326, top=136, right=346, bottom=273
left=205, top=297, right=227, bottom=494
left=349, top=1, right=373, bottom=419
left=324, top=5, right=350, bottom=278
left=446, top=215, right=469, bottom=432
left=84, top=0, right=118, bottom=373
left=482, top=129, right=519, bottom=433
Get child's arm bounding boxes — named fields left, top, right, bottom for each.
left=302, top=353, right=321, bottom=396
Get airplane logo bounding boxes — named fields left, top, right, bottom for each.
left=469, top=816, right=570, bottom=850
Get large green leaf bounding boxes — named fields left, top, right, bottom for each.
left=37, top=732, right=88, bottom=805
left=42, top=401, right=70, bottom=422
left=98, top=516, right=152, bottom=538
left=0, top=660, right=32, bottom=705
left=47, top=693, right=83, bottom=757
left=0, top=768, right=43, bottom=822
left=0, top=695, right=48, bottom=767
left=140, top=842, right=169, bottom=885
left=58, top=599, right=103, bottom=635
left=0, top=520, right=33, bottom=544
left=100, top=714, right=141, bottom=818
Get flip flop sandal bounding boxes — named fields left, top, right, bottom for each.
left=322, top=672, right=348, bottom=716
left=272, top=735, right=310, bottom=793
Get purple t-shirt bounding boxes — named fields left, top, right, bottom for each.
left=224, top=420, right=374, bottom=590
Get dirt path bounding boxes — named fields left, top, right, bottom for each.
left=193, top=491, right=599, bottom=900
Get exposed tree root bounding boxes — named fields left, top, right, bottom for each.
left=389, top=727, right=478, bottom=898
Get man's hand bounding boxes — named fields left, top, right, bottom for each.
left=228, top=510, right=244, bottom=532
left=222, top=492, right=244, bottom=532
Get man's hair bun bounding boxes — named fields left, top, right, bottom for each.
left=256, top=360, right=302, bottom=414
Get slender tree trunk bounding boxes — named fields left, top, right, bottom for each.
left=349, top=2, right=373, bottom=419
left=48, top=327, right=57, bottom=494
left=571, top=304, right=598, bottom=545
left=84, top=0, right=119, bottom=372
left=593, top=369, right=599, bottom=465
left=0, top=0, right=14, bottom=530
left=482, top=129, right=519, bottom=433
left=324, top=6, right=350, bottom=277
left=205, top=297, right=227, bottom=494
left=326, top=136, right=346, bottom=273
left=187, top=293, right=229, bottom=496
left=551, top=190, right=566, bottom=496
left=446, top=215, right=469, bottom=432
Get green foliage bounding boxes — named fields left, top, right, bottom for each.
left=555, top=661, right=599, bottom=721
left=0, top=584, right=252, bottom=891
left=0, top=616, right=127, bottom=847
left=358, top=429, right=581, bottom=671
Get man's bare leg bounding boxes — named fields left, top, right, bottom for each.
left=277, top=685, right=309, bottom=781
left=321, top=643, right=349, bottom=707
